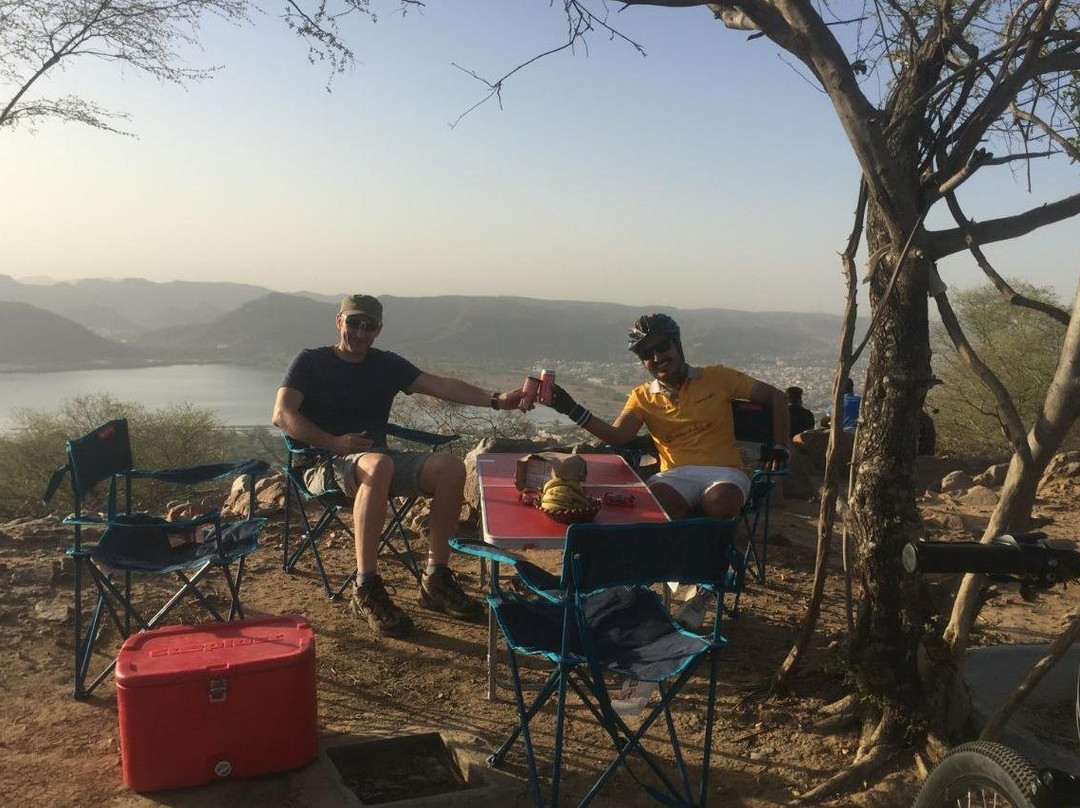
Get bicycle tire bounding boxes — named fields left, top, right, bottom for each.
left=913, top=741, right=1050, bottom=808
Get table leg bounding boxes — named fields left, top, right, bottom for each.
left=487, top=558, right=499, bottom=701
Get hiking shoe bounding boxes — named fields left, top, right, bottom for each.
left=418, top=567, right=484, bottom=621
left=674, top=588, right=710, bottom=633
left=350, top=576, right=411, bottom=637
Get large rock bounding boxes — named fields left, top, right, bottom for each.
left=959, top=485, right=999, bottom=507
left=973, top=462, right=1009, bottom=488
left=939, top=470, right=975, bottom=493
left=223, top=472, right=286, bottom=516
left=792, top=428, right=854, bottom=477
left=782, top=445, right=822, bottom=500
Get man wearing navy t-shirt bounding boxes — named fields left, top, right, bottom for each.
left=273, top=294, right=523, bottom=637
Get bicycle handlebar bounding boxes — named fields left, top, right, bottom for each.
left=903, top=533, right=1080, bottom=586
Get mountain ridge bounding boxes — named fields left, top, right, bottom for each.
left=0, top=277, right=859, bottom=371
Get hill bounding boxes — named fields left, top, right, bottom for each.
left=0, top=275, right=860, bottom=371
left=0, top=275, right=274, bottom=333
left=0, top=302, right=142, bottom=371
left=138, top=292, right=855, bottom=368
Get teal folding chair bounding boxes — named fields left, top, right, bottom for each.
left=41, top=418, right=268, bottom=699
left=281, top=424, right=459, bottom=599
left=452, top=518, right=743, bottom=807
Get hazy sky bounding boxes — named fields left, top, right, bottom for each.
left=3, top=1, right=1077, bottom=313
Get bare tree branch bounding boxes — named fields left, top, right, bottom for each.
left=944, top=191, right=1072, bottom=324
left=929, top=192, right=1080, bottom=259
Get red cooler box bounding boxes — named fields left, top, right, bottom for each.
left=115, top=614, right=318, bottom=791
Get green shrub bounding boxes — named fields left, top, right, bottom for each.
left=929, top=281, right=1078, bottom=456
left=0, top=394, right=231, bottom=521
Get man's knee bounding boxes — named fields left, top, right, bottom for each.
left=649, top=481, right=690, bottom=519
left=420, top=453, right=466, bottom=496
left=700, top=483, right=743, bottom=519
left=356, top=452, right=395, bottom=487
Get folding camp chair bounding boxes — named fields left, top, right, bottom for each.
left=731, top=398, right=788, bottom=584
left=40, top=418, right=269, bottom=699
left=452, top=517, right=742, bottom=808
left=281, top=424, right=460, bottom=599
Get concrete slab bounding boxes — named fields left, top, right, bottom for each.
left=963, top=643, right=1079, bottom=773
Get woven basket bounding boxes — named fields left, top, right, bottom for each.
left=537, top=496, right=602, bottom=525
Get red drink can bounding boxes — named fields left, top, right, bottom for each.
left=602, top=491, right=636, bottom=507
left=539, top=369, right=556, bottom=406
left=519, top=376, right=541, bottom=411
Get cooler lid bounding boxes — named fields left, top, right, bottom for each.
left=115, top=614, right=314, bottom=688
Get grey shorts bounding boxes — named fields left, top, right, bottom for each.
left=303, top=450, right=428, bottom=500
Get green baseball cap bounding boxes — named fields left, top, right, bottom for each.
left=339, top=294, right=382, bottom=321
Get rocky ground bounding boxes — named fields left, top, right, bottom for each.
left=0, top=449, right=1077, bottom=807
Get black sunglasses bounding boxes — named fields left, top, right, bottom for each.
left=344, top=316, right=380, bottom=332
left=635, top=338, right=673, bottom=359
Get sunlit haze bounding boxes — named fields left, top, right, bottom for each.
left=3, top=1, right=1077, bottom=312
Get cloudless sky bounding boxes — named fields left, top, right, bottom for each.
left=3, top=1, right=1077, bottom=313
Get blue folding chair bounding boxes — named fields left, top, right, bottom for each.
left=41, top=418, right=268, bottom=699
left=281, top=424, right=459, bottom=599
left=452, top=517, right=742, bottom=807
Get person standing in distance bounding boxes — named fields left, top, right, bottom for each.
left=273, top=294, right=525, bottom=637
left=544, top=313, right=790, bottom=520
left=786, top=386, right=816, bottom=439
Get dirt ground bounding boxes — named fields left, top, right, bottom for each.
left=1, top=456, right=1077, bottom=808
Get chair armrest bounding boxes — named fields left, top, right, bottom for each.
left=751, top=467, right=789, bottom=479
left=283, top=435, right=330, bottom=459
left=42, top=465, right=70, bottom=504
left=450, top=537, right=519, bottom=566
left=604, top=434, right=657, bottom=471
left=61, top=514, right=108, bottom=527
left=127, top=459, right=270, bottom=485
left=386, top=423, right=459, bottom=450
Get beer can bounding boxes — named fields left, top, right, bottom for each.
left=519, top=376, right=541, bottom=411
left=539, top=369, right=556, bottom=406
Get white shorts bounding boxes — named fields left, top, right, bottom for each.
left=647, top=465, right=750, bottom=511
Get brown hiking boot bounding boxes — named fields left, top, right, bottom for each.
left=350, top=576, right=411, bottom=637
left=418, top=567, right=484, bottom=621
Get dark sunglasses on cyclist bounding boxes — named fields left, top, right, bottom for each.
left=344, top=316, right=380, bottom=332
left=635, top=338, right=673, bottom=360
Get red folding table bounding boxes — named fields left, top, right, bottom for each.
left=475, top=453, right=669, bottom=699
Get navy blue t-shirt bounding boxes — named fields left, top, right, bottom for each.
left=281, top=346, right=422, bottom=447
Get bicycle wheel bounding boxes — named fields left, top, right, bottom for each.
left=914, top=741, right=1050, bottom=808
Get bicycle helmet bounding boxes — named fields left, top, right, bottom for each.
left=627, top=313, right=681, bottom=353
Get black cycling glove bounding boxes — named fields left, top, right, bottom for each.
left=548, top=384, right=592, bottom=427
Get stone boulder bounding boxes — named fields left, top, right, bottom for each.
left=973, top=463, right=1009, bottom=488
left=940, top=470, right=975, bottom=494
left=793, top=428, right=854, bottom=476
left=959, top=485, right=1000, bottom=507
left=223, top=472, right=286, bottom=517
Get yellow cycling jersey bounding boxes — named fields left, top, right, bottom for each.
left=622, top=365, right=756, bottom=471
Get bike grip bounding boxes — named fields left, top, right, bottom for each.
left=902, top=540, right=1032, bottom=576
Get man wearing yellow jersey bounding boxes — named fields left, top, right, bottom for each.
left=547, top=313, right=790, bottom=520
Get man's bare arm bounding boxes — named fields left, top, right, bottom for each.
left=406, top=372, right=524, bottom=410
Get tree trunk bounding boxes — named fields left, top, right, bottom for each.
left=847, top=203, right=933, bottom=725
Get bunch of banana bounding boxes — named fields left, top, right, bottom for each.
left=540, top=477, right=589, bottom=513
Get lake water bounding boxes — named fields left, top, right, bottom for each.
left=0, top=364, right=563, bottom=431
